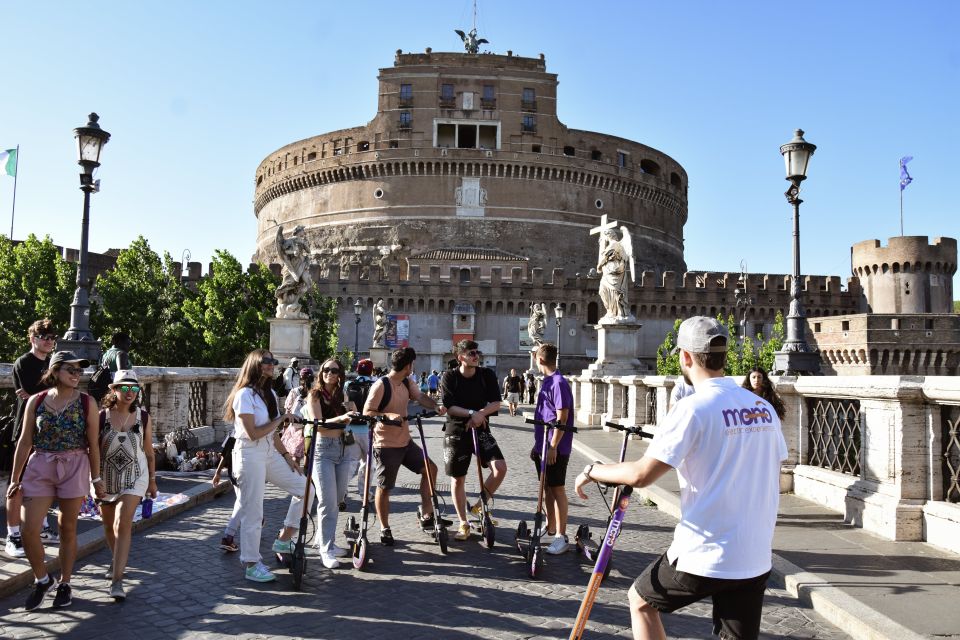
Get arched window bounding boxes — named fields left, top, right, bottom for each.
left=459, top=268, right=471, bottom=284
left=640, top=159, right=661, bottom=176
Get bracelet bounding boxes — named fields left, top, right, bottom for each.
left=92, top=477, right=103, bottom=484
left=583, top=464, right=594, bottom=481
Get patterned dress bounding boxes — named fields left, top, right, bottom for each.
left=99, top=409, right=149, bottom=503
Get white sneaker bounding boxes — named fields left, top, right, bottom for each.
left=5, top=535, right=25, bottom=558
left=319, top=552, right=340, bottom=569
left=40, top=527, right=60, bottom=545
left=546, top=535, right=570, bottom=555
left=329, top=543, right=348, bottom=558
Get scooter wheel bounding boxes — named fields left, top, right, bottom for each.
left=291, top=550, right=306, bottom=590
left=483, top=516, right=496, bottom=549
left=575, top=523, right=589, bottom=557
left=353, top=538, right=368, bottom=570
left=515, top=521, right=528, bottom=553
left=438, top=527, right=449, bottom=555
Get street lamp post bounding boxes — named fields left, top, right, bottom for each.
left=353, top=299, right=363, bottom=369
left=773, top=129, right=821, bottom=376
left=61, top=113, right=110, bottom=362
left=734, top=259, right=754, bottom=347
left=554, top=304, right=564, bottom=372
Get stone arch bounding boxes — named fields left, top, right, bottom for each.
left=496, top=301, right=504, bottom=313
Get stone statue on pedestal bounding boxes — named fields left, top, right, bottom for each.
left=274, top=225, right=313, bottom=319
left=594, top=223, right=635, bottom=322
left=372, top=298, right=387, bottom=348
left=527, top=302, right=546, bottom=347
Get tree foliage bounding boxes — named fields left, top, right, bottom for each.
left=0, top=234, right=75, bottom=362
left=302, top=285, right=349, bottom=365
left=655, top=318, right=683, bottom=376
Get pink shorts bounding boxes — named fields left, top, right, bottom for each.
left=21, top=449, right=91, bottom=499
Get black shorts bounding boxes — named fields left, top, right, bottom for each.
left=530, top=449, right=570, bottom=487
left=442, top=427, right=504, bottom=478
left=373, top=441, right=425, bottom=490
left=634, top=553, right=770, bottom=640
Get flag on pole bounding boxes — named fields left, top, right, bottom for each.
left=899, top=156, right=913, bottom=191
left=0, top=148, right=17, bottom=177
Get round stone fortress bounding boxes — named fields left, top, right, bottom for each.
left=851, top=236, right=956, bottom=314
left=253, top=48, right=688, bottom=279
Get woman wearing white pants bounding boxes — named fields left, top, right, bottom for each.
left=224, top=349, right=306, bottom=583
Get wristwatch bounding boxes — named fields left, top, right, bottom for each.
left=467, top=410, right=476, bottom=417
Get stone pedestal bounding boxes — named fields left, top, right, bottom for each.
left=268, top=317, right=311, bottom=363
left=369, top=346, right=390, bottom=370
left=577, top=320, right=648, bottom=426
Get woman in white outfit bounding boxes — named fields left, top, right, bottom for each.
left=224, top=349, right=306, bottom=583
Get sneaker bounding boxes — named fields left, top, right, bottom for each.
left=454, top=522, right=471, bottom=541
left=338, top=501, right=347, bottom=512
left=546, top=535, right=570, bottom=555
left=419, top=512, right=452, bottom=530
left=469, top=501, right=499, bottom=526
left=40, top=527, right=60, bottom=545
left=329, top=543, right=348, bottom=558
left=244, top=562, right=276, bottom=583
left=380, top=527, right=394, bottom=546
left=24, top=575, right=56, bottom=611
left=219, top=535, right=239, bottom=552
left=319, top=552, right=340, bottom=569
left=271, top=538, right=293, bottom=554
left=110, top=579, right=126, bottom=602
left=5, top=534, right=25, bottom=558
left=52, top=583, right=72, bottom=608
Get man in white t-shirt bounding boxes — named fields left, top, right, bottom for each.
left=574, top=316, right=787, bottom=640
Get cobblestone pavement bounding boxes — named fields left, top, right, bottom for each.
left=0, top=413, right=849, bottom=639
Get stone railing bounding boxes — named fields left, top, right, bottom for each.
left=570, top=372, right=960, bottom=554
left=0, top=365, right=239, bottom=444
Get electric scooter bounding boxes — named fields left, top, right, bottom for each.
left=574, top=421, right=653, bottom=577
left=408, top=411, right=450, bottom=554
left=569, top=484, right=635, bottom=640
left=277, top=415, right=324, bottom=589
left=516, top=417, right=578, bottom=578
left=468, top=425, right=497, bottom=549
left=342, top=414, right=401, bottom=569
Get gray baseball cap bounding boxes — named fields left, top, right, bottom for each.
left=50, top=350, right=91, bottom=368
left=672, top=316, right=729, bottom=354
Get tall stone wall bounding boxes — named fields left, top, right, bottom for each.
left=851, top=236, right=957, bottom=314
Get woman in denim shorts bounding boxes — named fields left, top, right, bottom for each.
left=303, top=358, right=358, bottom=569
left=7, top=351, right=103, bottom=611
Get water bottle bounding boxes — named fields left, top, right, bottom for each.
left=141, top=497, right=153, bottom=519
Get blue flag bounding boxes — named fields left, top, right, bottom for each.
left=899, top=156, right=913, bottom=191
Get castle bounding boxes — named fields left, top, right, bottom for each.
left=250, top=42, right=956, bottom=375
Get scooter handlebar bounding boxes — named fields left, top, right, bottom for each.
left=603, top=421, right=654, bottom=439
left=525, top=417, right=578, bottom=433
left=292, top=416, right=347, bottom=429
left=405, top=411, right=438, bottom=421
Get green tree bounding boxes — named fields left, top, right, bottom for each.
left=302, top=285, right=348, bottom=364
left=183, top=251, right=279, bottom=367
left=0, top=234, right=75, bottom=362
left=757, top=311, right=785, bottom=373
left=655, top=318, right=683, bottom=375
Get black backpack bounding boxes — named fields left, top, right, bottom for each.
left=346, top=377, right=375, bottom=413
left=86, top=365, right=113, bottom=403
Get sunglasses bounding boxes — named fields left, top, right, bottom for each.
left=322, top=367, right=342, bottom=374
left=62, top=365, right=83, bottom=375
left=261, top=357, right=279, bottom=365
left=464, top=350, right=482, bottom=358
left=115, top=385, right=141, bottom=394
left=36, top=334, right=58, bottom=341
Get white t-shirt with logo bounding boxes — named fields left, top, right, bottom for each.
left=646, top=377, right=788, bottom=579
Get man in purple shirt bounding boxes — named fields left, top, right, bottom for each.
left=531, top=342, right=575, bottom=555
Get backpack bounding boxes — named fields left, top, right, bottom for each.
left=36, top=390, right=94, bottom=421
left=346, top=377, right=374, bottom=413
left=374, top=377, right=410, bottom=413
left=87, top=365, right=113, bottom=403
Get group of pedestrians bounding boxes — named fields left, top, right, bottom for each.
left=4, top=318, right=158, bottom=611
left=4, top=313, right=791, bottom=640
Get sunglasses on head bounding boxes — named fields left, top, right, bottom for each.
left=261, top=357, right=279, bottom=365
left=115, top=385, right=141, bottom=394
left=62, top=365, right=83, bottom=375
left=322, top=367, right=342, bottom=374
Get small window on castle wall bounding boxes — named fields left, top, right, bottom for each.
left=357, top=141, right=370, bottom=152
left=891, top=319, right=899, bottom=330
left=257, top=175, right=263, bottom=185
left=925, top=319, right=934, bottom=330
left=617, top=152, right=628, bottom=168
left=441, top=84, right=454, bottom=100
left=532, top=144, right=541, bottom=153
left=306, top=152, right=317, bottom=161
left=293, top=157, right=299, bottom=166
left=814, top=323, right=821, bottom=333
left=563, top=146, right=575, bottom=156
left=841, top=321, right=850, bottom=331
left=591, top=150, right=602, bottom=161
left=670, top=172, right=682, bottom=187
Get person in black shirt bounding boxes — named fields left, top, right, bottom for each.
left=502, top=368, right=526, bottom=416
left=5, top=319, right=58, bottom=558
left=440, top=339, right=507, bottom=541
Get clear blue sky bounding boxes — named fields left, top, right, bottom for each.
left=2, top=1, right=958, bottom=293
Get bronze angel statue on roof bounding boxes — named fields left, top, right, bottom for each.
left=455, top=28, right=488, bottom=54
